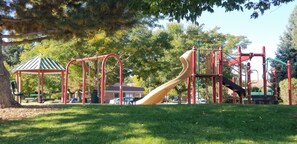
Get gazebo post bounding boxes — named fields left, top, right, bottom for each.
left=15, top=71, right=21, bottom=103
left=37, top=70, right=41, bottom=103
left=42, top=72, right=44, bottom=102
left=19, top=72, right=22, bottom=92
left=14, top=72, right=18, bottom=102
left=61, top=71, right=64, bottom=102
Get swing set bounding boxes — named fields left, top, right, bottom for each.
left=63, top=54, right=123, bottom=105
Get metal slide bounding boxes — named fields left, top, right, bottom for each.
left=136, top=50, right=193, bottom=105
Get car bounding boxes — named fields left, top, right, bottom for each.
left=124, top=96, right=134, bottom=104
left=109, top=97, right=134, bottom=105
left=109, top=98, right=121, bottom=104
left=197, top=99, right=207, bottom=104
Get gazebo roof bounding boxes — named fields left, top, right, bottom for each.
left=12, top=54, right=65, bottom=74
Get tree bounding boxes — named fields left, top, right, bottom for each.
left=279, top=78, right=297, bottom=105
left=2, top=45, right=23, bottom=67
left=19, top=26, right=173, bottom=96
left=270, top=6, right=297, bottom=83
left=0, top=0, right=294, bottom=108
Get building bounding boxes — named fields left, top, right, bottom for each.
left=104, top=83, right=144, bottom=102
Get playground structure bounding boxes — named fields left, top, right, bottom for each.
left=192, top=46, right=292, bottom=105
left=133, top=45, right=292, bottom=105
left=136, top=50, right=193, bottom=104
left=62, top=45, right=292, bottom=105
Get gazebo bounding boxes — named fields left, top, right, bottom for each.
left=11, top=54, right=65, bottom=103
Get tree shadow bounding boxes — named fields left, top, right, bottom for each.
left=0, top=104, right=296, bottom=143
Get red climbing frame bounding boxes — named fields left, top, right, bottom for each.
left=190, top=45, right=292, bottom=105
left=223, top=46, right=267, bottom=104
left=63, top=54, right=123, bottom=105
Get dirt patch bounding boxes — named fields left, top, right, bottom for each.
left=0, top=105, right=60, bottom=121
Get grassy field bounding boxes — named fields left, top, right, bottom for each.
left=0, top=104, right=296, bottom=144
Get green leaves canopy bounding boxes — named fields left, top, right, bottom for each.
left=1, top=0, right=294, bottom=40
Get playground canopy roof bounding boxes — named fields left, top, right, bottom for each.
left=11, top=54, right=65, bottom=74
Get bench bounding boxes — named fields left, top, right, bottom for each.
left=24, top=94, right=43, bottom=102
left=10, top=80, right=23, bottom=103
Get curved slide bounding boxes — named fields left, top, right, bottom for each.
left=136, top=50, right=193, bottom=105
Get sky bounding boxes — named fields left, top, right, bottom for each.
left=181, top=2, right=297, bottom=80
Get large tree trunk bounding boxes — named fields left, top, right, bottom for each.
left=0, top=45, right=21, bottom=108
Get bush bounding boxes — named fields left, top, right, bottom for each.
left=51, top=93, right=62, bottom=100
left=279, top=78, right=297, bottom=105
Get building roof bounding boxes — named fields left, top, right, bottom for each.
left=11, top=54, right=65, bottom=74
left=251, top=79, right=271, bottom=88
left=106, top=83, right=144, bottom=92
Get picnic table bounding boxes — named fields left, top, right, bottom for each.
left=24, top=93, right=43, bottom=102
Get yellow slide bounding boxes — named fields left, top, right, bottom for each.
left=136, top=50, right=193, bottom=105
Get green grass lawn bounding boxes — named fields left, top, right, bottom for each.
left=0, top=104, right=296, bottom=144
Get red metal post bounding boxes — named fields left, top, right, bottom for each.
left=232, top=77, right=236, bottom=104
left=101, top=59, right=106, bottom=104
left=238, top=46, right=243, bottom=104
left=64, top=59, right=76, bottom=104
left=272, top=67, right=277, bottom=101
left=287, top=60, right=292, bottom=105
left=247, top=62, right=251, bottom=104
left=192, top=47, right=196, bottom=104
left=262, top=46, right=267, bottom=97
left=101, top=54, right=123, bottom=105
left=82, top=62, right=86, bottom=104
left=118, top=58, right=123, bottom=106
left=218, top=47, right=223, bottom=103
left=187, top=77, right=191, bottom=104
left=212, top=50, right=216, bottom=103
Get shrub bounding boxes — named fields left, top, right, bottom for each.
left=279, top=78, right=297, bottom=105
left=51, top=93, right=61, bottom=100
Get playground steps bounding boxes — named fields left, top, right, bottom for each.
left=222, top=76, right=246, bottom=97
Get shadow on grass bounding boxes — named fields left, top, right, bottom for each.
left=0, top=104, right=296, bottom=143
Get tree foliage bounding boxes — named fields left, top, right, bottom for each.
left=1, top=0, right=294, bottom=45
left=279, top=78, right=297, bottom=105
left=2, top=45, right=23, bottom=67
left=270, top=5, right=297, bottom=83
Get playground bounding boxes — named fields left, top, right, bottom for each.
left=2, top=1, right=297, bottom=144
left=10, top=44, right=294, bottom=106
left=3, top=46, right=296, bottom=143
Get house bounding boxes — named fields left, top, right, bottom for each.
left=251, top=79, right=271, bottom=90
left=104, top=83, right=144, bottom=102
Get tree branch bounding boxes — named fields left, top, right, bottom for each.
left=1, top=37, right=48, bottom=46
left=1, top=16, right=31, bottom=23
left=1, top=30, right=58, bottom=38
